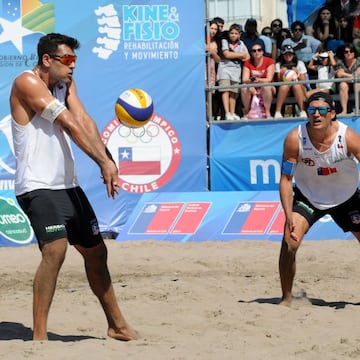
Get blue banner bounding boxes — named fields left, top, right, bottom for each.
left=0, top=0, right=206, bottom=245
left=116, top=191, right=353, bottom=242
left=210, top=118, right=360, bottom=191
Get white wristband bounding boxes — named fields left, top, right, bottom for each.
left=41, top=99, right=66, bottom=123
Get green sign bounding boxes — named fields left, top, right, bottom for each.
left=0, top=197, right=34, bottom=244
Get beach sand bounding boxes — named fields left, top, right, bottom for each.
left=1, top=239, right=360, bottom=359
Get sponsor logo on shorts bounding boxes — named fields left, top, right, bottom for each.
left=296, top=200, right=314, bottom=215
left=45, top=224, right=66, bottom=233
left=350, top=212, right=360, bottom=225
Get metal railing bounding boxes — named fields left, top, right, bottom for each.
left=205, top=69, right=360, bottom=122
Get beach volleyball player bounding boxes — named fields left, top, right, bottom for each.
left=279, top=92, right=360, bottom=306
left=9, top=33, right=137, bottom=340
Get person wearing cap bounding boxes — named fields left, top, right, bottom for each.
left=306, top=50, right=336, bottom=99
left=278, top=91, right=360, bottom=306
left=274, top=45, right=308, bottom=118
left=281, top=21, right=322, bottom=64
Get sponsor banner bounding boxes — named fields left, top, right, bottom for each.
left=210, top=118, right=360, bottom=191
left=0, top=190, right=35, bottom=247
left=116, top=191, right=353, bottom=242
left=0, top=0, right=206, bottom=243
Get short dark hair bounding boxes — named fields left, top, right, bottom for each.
left=212, top=17, right=225, bottom=25
left=291, top=21, right=305, bottom=32
left=37, top=33, right=80, bottom=65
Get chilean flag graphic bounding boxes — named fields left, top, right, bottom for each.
left=118, top=147, right=161, bottom=175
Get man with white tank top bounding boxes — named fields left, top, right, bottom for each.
left=279, top=91, right=360, bottom=306
left=9, top=33, right=137, bottom=341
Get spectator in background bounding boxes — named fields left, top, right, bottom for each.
left=338, top=15, right=354, bottom=44
left=274, top=45, right=308, bottom=119
left=312, top=6, right=344, bottom=53
left=281, top=21, right=322, bottom=64
left=306, top=50, right=336, bottom=98
left=274, top=28, right=292, bottom=61
left=217, top=23, right=249, bottom=121
left=270, top=18, right=284, bottom=60
left=212, top=16, right=225, bottom=33
left=312, top=6, right=339, bottom=42
left=241, top=18, right=265, bottom=54
left=260, top=26, right=273, bottom=57
left=335, top=43, right=360, bottom=115
left=241, top=41, right=275, bottom=119
left=205, top=20, right=221, bottom=121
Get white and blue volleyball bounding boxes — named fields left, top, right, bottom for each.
left=115, top=88, right=154, bottom=128
left=282, top=69, right=298, bottom=82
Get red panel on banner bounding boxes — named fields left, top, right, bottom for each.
left=240, top=202, right=279, bottom=234
left=268, top=208, right=285, bottom=234
left=145, top=203, right=183, bottom=234
left=171, top=202, right=211, bottom=234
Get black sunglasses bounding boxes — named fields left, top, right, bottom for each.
left=272, top=23, right=281, bottom=28
left=251, top=48, right=263, bottom=53
left=263, top=32, right=272, bottom=36
left=344, top=50, right=354, bottom=54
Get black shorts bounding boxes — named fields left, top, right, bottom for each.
left=293, top=187, right=360, bottom=232
left=16, top=187, right=103, bottom=248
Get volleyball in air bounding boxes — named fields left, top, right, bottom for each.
left=282, top=69, right=298, bottom=82
left=115, top=88, right=154, bottom=128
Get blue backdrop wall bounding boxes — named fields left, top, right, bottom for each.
left=0, top=0, right=206, bottom=246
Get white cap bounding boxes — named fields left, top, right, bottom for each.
left=319, top=52, right=329, bottom=58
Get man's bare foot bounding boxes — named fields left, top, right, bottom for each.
left=279, top=296, right=292, bottom=307
left=108, top=325, right=138, bottom=341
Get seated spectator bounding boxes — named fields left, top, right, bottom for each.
left=312, top=5, right=344, bottom=53
left=274, top=28, right=292, bottom=61
left=312, top=6, right=338, bottom=42
left=241, top=18, right=265, bottom=54
left=260, top=26, right=273, bottom=57
left=353, top=11, right=360, bottom=53
left=217, top=24, right=249, bottom=121
left=270, top=18, right=283, bottom=60
left=306, top=50, right=336, bottom=98
left=338, top=15, right=353, bottom=44
left=274, top=45, right=307, bottom=118
left=241, top=42, right=275, bottom=119
left=281, top=21, right=322, bottom=64
left=335, top=43, right=360, bottom=115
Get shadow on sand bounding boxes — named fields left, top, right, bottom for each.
left=0, top=321, right=103, bottom=341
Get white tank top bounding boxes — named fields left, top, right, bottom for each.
left=294, top=121, right=359, bottom=210
left=12, top=71, right=78, bottom=195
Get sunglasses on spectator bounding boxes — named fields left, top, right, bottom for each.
left=272, top=23, right=281, bottom=28
left=49, top=54, right=77, bottom=65
left=344, top=50, right=354, bottom=54
left=251, top=48, right=263, bottom=53
left=307, top=106, right=331, bottom=115
left=293, top=28, right=303, bottom=32
left=263, top=32, right=272, bottom=36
